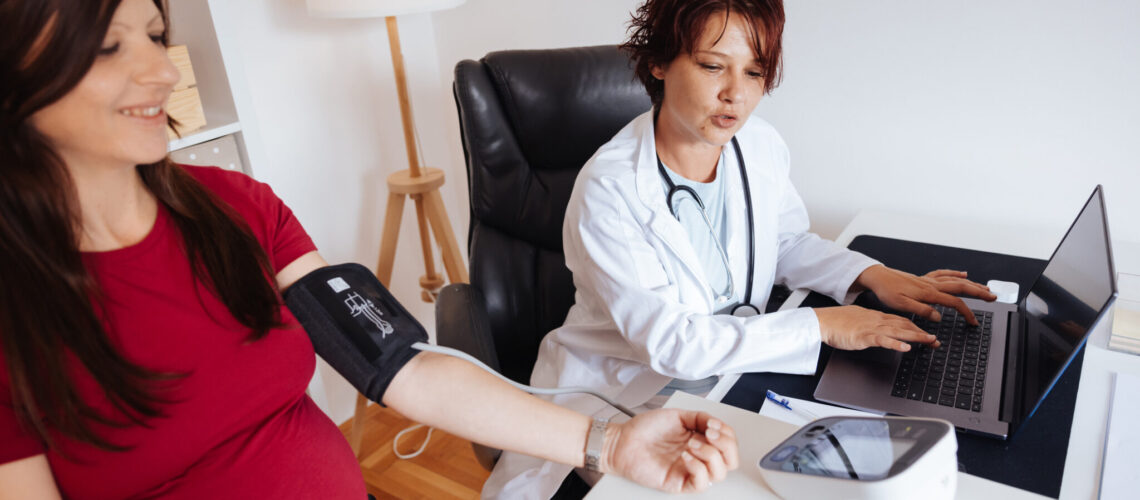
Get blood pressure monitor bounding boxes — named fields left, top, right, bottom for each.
left=758, top=416, right=957, bottom=500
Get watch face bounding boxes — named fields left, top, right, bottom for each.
left=761, top=417, right=948, bottom=481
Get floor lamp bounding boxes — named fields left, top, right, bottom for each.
left=306, top=0, right=469, bottom=457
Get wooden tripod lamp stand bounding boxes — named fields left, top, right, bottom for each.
left=372, top=13, right=469, bottom=300
left=306, top=0, right=468, bottom=456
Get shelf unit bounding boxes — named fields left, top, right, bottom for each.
left=166, top=0, right=264, bottom=176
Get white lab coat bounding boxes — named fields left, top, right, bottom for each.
left=482, top=111, right=879, bottom=499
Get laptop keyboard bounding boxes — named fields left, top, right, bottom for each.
left=890, top=305, right=993, bottom=412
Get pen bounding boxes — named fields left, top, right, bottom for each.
left=766, top=390, right=820, bottom=422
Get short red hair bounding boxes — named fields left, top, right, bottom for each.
left=620, top=0, right=785, bottom=110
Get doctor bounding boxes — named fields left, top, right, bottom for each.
left=484, top=0, right=996, bottom=497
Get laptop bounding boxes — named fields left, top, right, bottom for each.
left=814, top=186, right=1118, bottom=439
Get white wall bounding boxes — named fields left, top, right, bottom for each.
left=222, top=0, right=1139, bottom=423
left=432, top=0, right=1140, bottom=244
left=222, top=0, right=461, bottom=424
left=756, top=1, right=1140, bottom=242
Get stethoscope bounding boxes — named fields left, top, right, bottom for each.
left=656, top=137, right=761, bottom=317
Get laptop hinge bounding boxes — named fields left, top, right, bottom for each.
left=999, top=309, right=1025, bottom=424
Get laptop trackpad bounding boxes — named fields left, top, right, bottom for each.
left=827, top=348, right=898, bottom=384
left=841, top=346, right=897, bottom=365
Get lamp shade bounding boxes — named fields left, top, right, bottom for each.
left=306, top=0, right=466, bottom=18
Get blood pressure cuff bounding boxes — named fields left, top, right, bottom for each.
left=283, top=263, right=427, bottom=405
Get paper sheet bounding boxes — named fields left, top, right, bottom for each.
left=758, top=392, right=879, bottom=426
left=1099, top=372, right=1140, bottom=499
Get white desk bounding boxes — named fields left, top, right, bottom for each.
left=588, top=392, right=1048, bottom=499
left=593, top=210, right=1140, bottom=499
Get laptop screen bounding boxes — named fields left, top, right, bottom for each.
left=1017, top=186, right=1117, bottom=423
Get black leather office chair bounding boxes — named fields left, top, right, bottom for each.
left=438, top=45, right=651, bottom=474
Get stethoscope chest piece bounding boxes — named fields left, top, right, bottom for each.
left=731, top=303, right=762, bottom=317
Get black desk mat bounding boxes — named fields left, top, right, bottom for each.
left=725, top=235, right=1081, bottom=498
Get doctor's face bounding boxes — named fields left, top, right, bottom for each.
left=652, top=11, right=767, bottom=148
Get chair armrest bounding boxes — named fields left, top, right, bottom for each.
left=435, top=284, right=502, bottom=373
left=434, top=283, right=505, bottom=470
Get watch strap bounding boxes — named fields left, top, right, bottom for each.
left=584, top=417, right=609, bottom=472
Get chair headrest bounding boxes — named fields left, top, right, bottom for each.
left=481, top=45, right=651, bottom=173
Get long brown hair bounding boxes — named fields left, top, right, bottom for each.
left=0, top=0, right=283, bottom=452
left=621, top=0, right=786, bottom=110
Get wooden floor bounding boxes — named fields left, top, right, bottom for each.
left=339, top=403, right=492, bottom=499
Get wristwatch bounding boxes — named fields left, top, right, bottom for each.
left=584, top=417, right=609, bottom=472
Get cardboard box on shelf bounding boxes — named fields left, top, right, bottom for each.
left=167, top=87, right=207, bottom=138
left=167, top=45, right=196, bottom=91
left=166, top=45, right=206, bottom=139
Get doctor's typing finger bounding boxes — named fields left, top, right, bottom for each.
left=880, top=315, right=943, bottom=349
left=816, top=306, right=938, bottom=351
left=926, top=276, right=998, bottom=302
left=881, top=280, right=979, bottom=325
left=893, top=293, right=976, bottom=328
left=874, top=324, right=937, bottom=352
left=856, top=265, right=980, bottom=325
left=874, top=335, right=912, bottom=352
left=924, top=269, right=972, bottom=279
left=916, top=289, right=980, bottom=325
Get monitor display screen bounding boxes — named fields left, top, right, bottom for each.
left=778, top=419, right=916, bottom=480
left=1018, top=187, right=1116, bottom=422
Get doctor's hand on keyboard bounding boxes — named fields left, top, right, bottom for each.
left=852, top=265, right=998, bottom=325
left=815, top=305, right=940, bottom=352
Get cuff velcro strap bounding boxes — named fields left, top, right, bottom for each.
left=283, top=263, right=427, bottom=405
